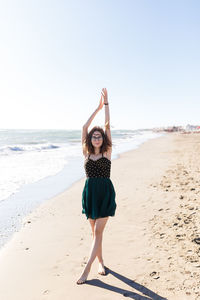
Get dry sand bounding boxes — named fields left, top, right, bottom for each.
left=0, top=133, right=199, bottom=300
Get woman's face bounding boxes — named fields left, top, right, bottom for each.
left=91, top=131, right=103, bottom=148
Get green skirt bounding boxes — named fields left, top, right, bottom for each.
left=82, top=177, right=117, bottom=220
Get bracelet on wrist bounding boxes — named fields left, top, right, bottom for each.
left=104, top=102, right=109, bottom=105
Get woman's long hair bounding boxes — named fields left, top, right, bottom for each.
left=83, top=126, right=113, bottom=154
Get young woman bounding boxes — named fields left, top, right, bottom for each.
left=76, top=88, right=117, bottom=284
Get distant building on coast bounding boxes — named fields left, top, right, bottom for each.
left=153, top=126, right=183, bottom=133
left=184, top=124, right=200, bottom=132
left=152, top=124, right=200, bottom=133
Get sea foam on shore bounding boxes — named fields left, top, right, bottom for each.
left=0, top=128, right=163, bottom=249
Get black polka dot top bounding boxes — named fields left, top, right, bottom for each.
left=84, top=152, right=111, bottom=178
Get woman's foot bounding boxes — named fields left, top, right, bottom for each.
left=98, top=261, right=106, bottom=275
left=76, top=265, right=91, bottom=284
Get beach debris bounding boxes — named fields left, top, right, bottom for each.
left=43, top=290, right=49, bottom=295
left=188, top=206, right=194, bottom=210
left=179, top=195, right=184, bottom=199
left=193, top=237, right=200, bottom=245
left=159, top=233, right=165, bottom=238
left=184, top=219, right=190, bottom=224
left=188, top=212, right=196, bottom=218
left=150, top=271, right=156, bottom=276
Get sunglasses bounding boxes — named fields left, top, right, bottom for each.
left=91, top=136, right=103, bottom=141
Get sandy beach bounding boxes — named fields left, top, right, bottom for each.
left=0, top=132, right=199, bottom=300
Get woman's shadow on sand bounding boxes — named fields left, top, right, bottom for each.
left=85, top=267, right=167, bottom=300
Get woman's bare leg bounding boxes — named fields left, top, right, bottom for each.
left=89, top=219, right=104, bottom=262
left=76, top=217, right=109, bottom=284
left=88, top=218, right=106, bottom=275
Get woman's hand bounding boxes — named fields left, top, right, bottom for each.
left=101, top=88, right=108, bottom=104
left=97, top=88, right=108, bottom=111
left=97, top=91, right=104, bottom=111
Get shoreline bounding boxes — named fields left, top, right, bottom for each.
left=0, top=132, right=199, bottom=299
left=0, top=131, right=163, bottom=250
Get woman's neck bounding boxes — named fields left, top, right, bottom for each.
left=94, top=148, right=101, bottom=155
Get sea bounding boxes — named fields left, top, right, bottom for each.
left=0, top=128, right=164, bottom=250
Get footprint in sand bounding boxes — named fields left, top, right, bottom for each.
left=149, top=271, right=160, bottom=279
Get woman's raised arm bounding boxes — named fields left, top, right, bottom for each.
left=81, top=91, right=104, bottom=154
left=102, top=88, right=112, bottom=146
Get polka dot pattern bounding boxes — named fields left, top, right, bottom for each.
left=84, top=153, right=111, bottom=178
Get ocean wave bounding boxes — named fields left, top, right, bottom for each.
left=0, top=143, right=60, bottom=155
left=40, top=144, right=60, bottom=150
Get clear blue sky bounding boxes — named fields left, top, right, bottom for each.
left=0, top=0, right=200, bottom=130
